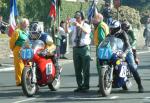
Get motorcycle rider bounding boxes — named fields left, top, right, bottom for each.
left=121, top=21, right=139, bottom=64
left=29, top=23, right=61, bottom=80
left=109, top=20, right=144, bottom=93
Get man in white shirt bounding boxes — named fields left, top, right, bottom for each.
left=65, top=11, right=91, bottom=92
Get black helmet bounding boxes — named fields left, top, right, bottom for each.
left=121, top=21, right=130, bottom=31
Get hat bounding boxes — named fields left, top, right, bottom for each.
left=75, top=12, right=82, bottom=18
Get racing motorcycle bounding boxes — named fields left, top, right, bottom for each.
left=20, top=40, right=61, bottom=97
left=98, top=36, right=132, bottom=97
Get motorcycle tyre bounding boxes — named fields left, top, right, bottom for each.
left=99, top=66, right=112, bottom=97
left=122, top=79, right=132, bottom=90
left=21, top=67, right=37, bottom=97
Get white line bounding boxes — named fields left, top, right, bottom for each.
left=0, top=67, right=14, bottom=72
left=12, top=98, right=36, bottom=103
left=110, top=96, right=119, bottom=99
left=137, top=50, right=150, bottom=54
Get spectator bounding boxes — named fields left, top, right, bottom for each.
left=0, top=15, right=8, bottom=34
left=9, top=18, right=29, bottom=86
left=59, top=20, right=68, bottom=59
left=65, top=11, right=91, bottom=92
left=102, top=2, right=112, bottom=26
left=91, top=12, right=109, bottom=88
left=143, top=18, right=150, bottom=47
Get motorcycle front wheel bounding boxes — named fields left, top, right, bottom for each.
left=48, top=75, right=60, bottom=91
left=21, top=67, right=37, bottom=97
left=99, top=65, right=112, bottom=97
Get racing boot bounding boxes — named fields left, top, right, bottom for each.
left=133, top=70, right=144, bottom=93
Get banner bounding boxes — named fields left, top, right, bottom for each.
left=8, top=0, right=18, bottom=37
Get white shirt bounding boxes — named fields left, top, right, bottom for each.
left=69, top=22, right=91, bottom=47
left=59, top=26, right=67, bottom=37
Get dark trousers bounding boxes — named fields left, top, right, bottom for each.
left=126, top=50, right=142, bottom=87
left=73, top=45, right=91, bottom=89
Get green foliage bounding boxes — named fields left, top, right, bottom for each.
left=112, top=6, right=141, bottom=28
left=122, top=0, right=150, bottom=24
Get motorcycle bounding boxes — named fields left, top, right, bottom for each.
left=97, top=36, right=132, bottom=97
left=20, top=39, right=61, bottom=97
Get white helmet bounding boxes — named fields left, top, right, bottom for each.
left=109, top=20, right=121, bottom=29
left=46, top=35, right=53, bottom=45
left=30, top=23, right=42, bottom=40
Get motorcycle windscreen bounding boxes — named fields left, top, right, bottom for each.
left=97, top=36, right=124, bottom=60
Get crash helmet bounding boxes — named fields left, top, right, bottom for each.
left=121, top=21, right=130, bottom=31
left=109, top=20, right=121, bottom=34
left=29, top=23, right=42, bottom=40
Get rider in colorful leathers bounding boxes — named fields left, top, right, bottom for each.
left=109, top=20, right=144, bottom=93
left=29, top=23, right=60, bottom=79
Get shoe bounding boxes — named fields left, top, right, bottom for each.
left=81, top=87, right=89, bottom=92
left=138, top=85, right=144, bottom=93
left=16, top=83, right=21, bottom=86
left=74, top=87, right=82, bottom=92
left=62, top=57, right=68, bottom=59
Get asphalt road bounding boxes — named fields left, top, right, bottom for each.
left=0, top=48, right=150, bottom=103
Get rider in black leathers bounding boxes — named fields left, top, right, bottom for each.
left=109, top=20, right=144, bottom=93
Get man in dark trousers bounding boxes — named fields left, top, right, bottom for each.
left=65, top=11, right=91, bottom=92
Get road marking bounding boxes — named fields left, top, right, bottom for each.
left=12, top=98, right=36, bottom=103
left=0, top=60, right=73, bottom=72
left=137, top=50, right=150, bottom=54
left=0, top=67, right=14, bottom=72
left=110, top=96, right=119, bottom=99
left=143, top=97, right=150, bottom=102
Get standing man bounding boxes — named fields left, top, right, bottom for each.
left=65, top=11, right=91, bottom=92
left=9, top=18, right=29, bottom=86
left=92, top=13, right=109, bottom=87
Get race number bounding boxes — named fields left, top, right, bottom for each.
left=46, top=63, right=52, bottom=75
left=119, top=66, right=127, bottom=78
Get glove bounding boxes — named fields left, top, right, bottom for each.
left=39, top=50, right=47, bottom=57
left=122, top=53, right=126, bottom=58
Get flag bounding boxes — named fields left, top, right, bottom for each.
left=8, top=0, right=18, bottom=37
left=87, top=1, right=96, bottom=23
left=49, top=0, right=57, bottom=21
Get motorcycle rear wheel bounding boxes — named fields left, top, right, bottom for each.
left=99, top=66, right=112, bottom=97
left=122, top=79, right=132, bottom=90
left=21, top=67, right=37, bottom=97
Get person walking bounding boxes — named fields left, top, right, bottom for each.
left=65, top=11, right=91, bottom=92
left=9, top=18, right=29, bottom=86
left=91, top=12, right=109, bottom=87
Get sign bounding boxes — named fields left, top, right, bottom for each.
left=114, top=0, right=121, bottom=9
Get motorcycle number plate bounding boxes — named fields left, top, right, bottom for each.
left=119, top=66, right=127, bottom=78
left=46, top=63, right=52, bottom=75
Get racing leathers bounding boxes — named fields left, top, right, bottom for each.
left=31, top=32, right=61, bottom=79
